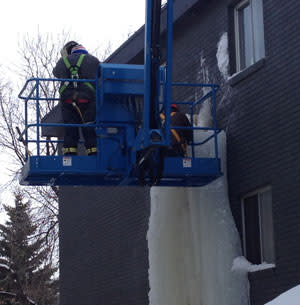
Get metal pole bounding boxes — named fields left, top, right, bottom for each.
left=143, top=0, right=153, bottom=147
left=165, top=0, right=174, bottom=147
left=36, top=80, right=40, bottom=156
left=191, top=105, right=195, bottom=158
left=25, top=99, right=28, bottom=160
left=96, top=64, right=102, bottom=162
left=212, top=87, right=219, bottom=160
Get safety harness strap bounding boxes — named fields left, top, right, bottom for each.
left=59, top=83, right=69, bottom=95
left=75, top=53, right=85, bottom=68
left=84, top=82, right=95, bottom=92
left=60, top=54, right=95, bottom=94
left=62, top=56, right=71, bottom=69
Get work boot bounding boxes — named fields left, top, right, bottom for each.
left=63, top=147, right=77, bottom=155
left=87, top=147, right=97, bottom=156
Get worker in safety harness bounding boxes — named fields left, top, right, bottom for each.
left=53, top=41, right=100, bottom=156
left=160, top=104, right=193, bottom=157
left=137, top=104, right=193, bottom=185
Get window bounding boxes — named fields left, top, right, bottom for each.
left=242, top=187, right=275, bottom=265
left=234, top=0, right=265, bottom=72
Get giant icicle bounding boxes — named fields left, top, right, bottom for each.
left=147, top=32, right=249, bottom=305
left=147, top=131, right=249, bottom=305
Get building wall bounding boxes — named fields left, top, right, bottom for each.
left=59, top=1, right=300, bottom=305
left=226, top=0, right=300, bottom=303
left=168, top=0, right=300, bottom=304
left=59, top=186, right=150, bottom=305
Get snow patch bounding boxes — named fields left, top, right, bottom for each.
left=264, top=285, right=300, bottom=305
left=232, top=256, right=275, bottom=274
left=216, top=32, right=229, bottom=80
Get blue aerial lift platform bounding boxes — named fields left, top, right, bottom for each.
left=18, top=0, right=222, bottom=187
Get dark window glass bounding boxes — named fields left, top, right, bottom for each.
left=242, top=188, right=275, bottom=265
left=259, top=190, right=275, bottom=263
left=244, top=195, right=261, bottom=264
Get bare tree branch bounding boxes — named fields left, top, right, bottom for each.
left=0, top=30, right=114, bottom=298
left=0, top=31, right=68, bottom=271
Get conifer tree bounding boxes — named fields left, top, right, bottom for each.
left=0, top=190, right=58, bottom=305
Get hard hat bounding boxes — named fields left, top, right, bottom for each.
left=61, top=41, right=79, bottom=57
left=70, top=45, right=88, bottom=55
left=171, top=104, right=179, bottom=111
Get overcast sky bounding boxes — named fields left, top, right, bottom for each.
left=0, top=0, right=146, bottom=65
left=0, top=0, right=147, bottom=216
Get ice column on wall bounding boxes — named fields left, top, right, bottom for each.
left=147, top=32, right=249, bottom=305
left=216, top=32, right=229, bottom=80
left=148, top=132, right=249, bottom=305
left=197, top=54, right=212, bottom=127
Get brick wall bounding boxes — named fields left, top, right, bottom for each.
left=174, top=0, right=300, bottom=305
left=165, top=0, right=300, bottom=303
left=59, top=186, right=150, bottom=305
left=226, top=0, right=300, bottom=303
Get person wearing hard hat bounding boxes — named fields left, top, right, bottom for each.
left=53, top=41, right=100, bottom=156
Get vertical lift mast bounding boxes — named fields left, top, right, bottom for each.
left=18, top=0, right=222, bottom=187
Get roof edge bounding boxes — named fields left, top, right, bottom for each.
left=105, top=0, right=200, bottom=63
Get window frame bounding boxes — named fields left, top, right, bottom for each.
left=234, top=0, right=265, bottom=72
left=241, top=186, right=276, bottom=265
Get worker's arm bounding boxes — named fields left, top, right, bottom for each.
left=52, top=57, right=66, bottom=78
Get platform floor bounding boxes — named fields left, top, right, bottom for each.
left=20, top=155, right=222, bottom=187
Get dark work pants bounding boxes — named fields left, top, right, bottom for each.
left=61, top=100, right=97, bottom=150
